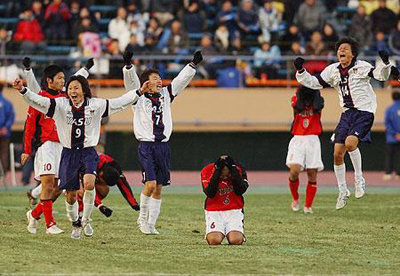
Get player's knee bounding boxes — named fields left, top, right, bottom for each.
left=227, top=234, right=244, bottom=245
left=207, top=236, right=223, bottom=245
left=289, top=170, right=299, bottom=180
left=84, top=182, right=95, bottom=190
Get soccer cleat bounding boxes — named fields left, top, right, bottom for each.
left=82, top=220, right=94, bottom=237
left=355, top=178, right=366, bottom=199
left=148, top=224, right=159, bottom=235
left=303, top=207, right=313, bottom=214
left=26, top=210, right=38, bottom=234
left=291, top=199, right=300, bottom=212
left=27, top=190, right=38, bottom=208
left=46, top=225, right=64, bottom=235
left=336, top=189, right=351, bottom=210
left=139, top=222, right=151, bottom=234
left=71, top=219, right=82, bottom=239
left=99, top=205, right=113, bottom=217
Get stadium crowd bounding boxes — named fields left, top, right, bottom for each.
left=0, top=0, right=399, bottom=81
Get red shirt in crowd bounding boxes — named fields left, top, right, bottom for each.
left=14, top=19, right=44, bottom=43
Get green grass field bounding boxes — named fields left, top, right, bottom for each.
left=1, top=186, right=400, bottom=275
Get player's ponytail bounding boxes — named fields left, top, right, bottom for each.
left=66, top=75, right=92, bottom=99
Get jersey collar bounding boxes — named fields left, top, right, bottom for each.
left=45, top=87, right=61, bottom=96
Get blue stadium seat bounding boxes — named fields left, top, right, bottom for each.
left=99, top=18, right=111, bottom=26
left=45, top=45, right=75, bottom=54
left=335, top=6, right=357, bottom=13
left=188, top=33, right=203, bottom=40
left=0, top=17, right=19, bottom=24
left=90, top=5, right=117, bottom=13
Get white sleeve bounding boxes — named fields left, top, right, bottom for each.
left=21, top=88, right=52, bottom=115
left=296, top=66, right=332, bottom=89
left=24, top=69, right=41, bottom=94
left=107, top=89, right=142, bottom=116
left=372, top=62, right=392, bottom=81
left=74, top=67, right=89, bottom=79
left=123, top=65, right=141, bottom=92
left=169, top=64, right=196, bottom=97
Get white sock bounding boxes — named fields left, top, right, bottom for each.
left=334, top=164, right=347, bottom=193
left=148, top=197, right=162, bottom=226
left=82, top=189, right=95, bottom=222
left=65, top=201, right=78, bottom=222
left=349, top=148, right=363, bottom=182
left=31, top=184, right=42, bottom=198
left=139, top=193, right=151, bottom=223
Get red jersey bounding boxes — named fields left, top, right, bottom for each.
left=98, top=154, right=115, bottom=170
left=201, top=163, right=248, bottom=211
left=290, top=94, right=322, bottom=136
left=23, top=88, right=65, bottom=156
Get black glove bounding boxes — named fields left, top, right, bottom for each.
left=132, top=205, right=140, bottom=211
left=123, top=50, right=134, bottom=66
left=99, top=205, right=113, bottom=217
left=85, top=58, right=94, bottom=70
left=294, top=57, right=305, bottom=71
left=214, top=157, right=225, bottom=170
left=191, top=50, right=203, bottom=65
left=391, top=66, right=400, bottom=79
left=22, top=57, right=31, bottom=69
left=379, top=51, right=390, bottom=64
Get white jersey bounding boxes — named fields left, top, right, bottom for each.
left=296, top=60, right=392, bottom=114
left=123, top=64, right=196, bottom=142
left=21, top=88, right=141, bottom=148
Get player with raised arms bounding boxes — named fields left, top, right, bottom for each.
left=294, top=37, right=392, bottom=209
left=122, top=50, right=203, bottom=234
left=14, top=71, right=147, bottom=239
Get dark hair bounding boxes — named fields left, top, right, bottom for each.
left=139, top=68, right=160, bottom=86
left=66, top=75, right=92, bottom=98
left=102, top=165, right=120, bottom=186
left=335, top=37, right=359, bottom=60
left=392, top=91, right=400, bottom=100
left=43, top=64, right=64, bottom=86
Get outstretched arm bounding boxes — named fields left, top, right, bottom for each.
left=122, top=50, right=141, bottom=91
left=295, top=57, right=332, bottom=90
left=22, top=57, right=41, bottom=94
left=13, top=79, right=52, bottom=115
left=369, top=51, right=392, bottom=81
left=74, top=58, right=94, bottom=79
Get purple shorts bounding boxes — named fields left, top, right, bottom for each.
left=58, top=147, right=99, bottom=191
left=138, top=141, right=171, bottom=186
left=334, top=109, right=374, bottom=144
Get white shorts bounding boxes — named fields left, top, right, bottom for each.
left=286, top=135, right=324, bottom=171
left=34, top=141, right=63, bottom=180
left=205, top=209, right=244, bottom=236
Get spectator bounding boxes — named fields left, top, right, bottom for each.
left=305, top=31, right=328, bottom=56
left=143, top=34, right=157, bottom=53
left=125, top=34, right=143, bottom=53
left=258, top=0, right=282, bottom=43
left=253, top=41, right=281, bottom=78
left=44, top=0, right=72, bottom=42
left=197, top=34, right=218, bottom=78
left=360, top=0, right=379, bottom=15
left=217, top=1, right=237, bottom=38
left=167, top=20, right=189, bottom=54
left=145, top=17, right=163, bottom=44
left=383, top=90, right=400, bottom=180
left=215, top=23, right=230, bottom=52
left=0, top=28, right=12, bottom=55
left=236, top=0, right=260, bottom=40
left=229, top=34, right=250, bottom=55
left=389, top=19, right=400, bottom=55
left=151, top=0, right=177, bottom=26
left=350, top=5, right=372, bottom=49
left=127, top=1, right=147, bottom=32
left=31, top=0, right=45, bottom=28
left=77, top=17, right=101, bottom=58
left=107, top=39, right=123, bottom=79
left=69, top=0, right=81, bottom=29
left=281, top=24, right=302, bottom=53
left=108, top=7, right=130, bottom=49
left=322, top=23, right=339, bottom=53
left=0, top=84, right=15, bottom=178
left=72, top=7, right=99, bottom=41
left=120, top=20, right=145, bottom=52
left=370, top=31, right=390, bottom=53
left=294, top=0, right=324, bottom=38
left=371, top=0, right=397, bottom=35
left=288, top=41, right=305, bottom=55
left=182, top=1, right=206, bottom=34
left=282, top=0, right=303, bottom=24
left=14, top=8, right=45, bottom=54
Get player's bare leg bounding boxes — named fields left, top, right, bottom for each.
left=82, top=174, right=96, bottom=237
left=288, top=164, right=301, bottom=212
left=227, top=231, right=245, bottom=245
left=147, top=184, right=162, bottom=234
left=206, top=232, right=225, bottom=245
left=65, top=190, right=81, bottom=239
left=138, top=180, right=156, bottom=234
left=345, top=135, right=366, bottom=198
left=334, top=143, right=351, bottom=210
left=304, top=169, right=317, bottom=213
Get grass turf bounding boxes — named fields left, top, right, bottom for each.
left=0, top=187, right=400, bottom=275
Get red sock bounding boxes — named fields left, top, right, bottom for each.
left=41, top=200, right=56, bottom=228
left=77, top=194, right=83, bottom=213
left=31, top=202, right=43, bottom=219
left=289, top=179, right=299, bottom=201
left=94, top=193, right=104, bottom=207
left=305, top=182, right=317, bottom=208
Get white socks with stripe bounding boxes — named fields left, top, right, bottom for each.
left=148, top=197, right=162, bottom=226
left=349, top=148, right=363, bottom=182
left=65, top=200, right=79, bottom=222
left=139, top=193, right=150, bottom=223
left=82, top=189, right=95, bottom=222
left=334, top=164, right=347, bottom=193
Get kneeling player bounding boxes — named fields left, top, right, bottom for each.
left=286, top=86, right=324, bottom=214
left=201, top=155, right=248, bottom=245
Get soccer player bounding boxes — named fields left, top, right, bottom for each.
left=122, top=50, right=203, bottom=234
left=22, top=57, right=93, bottom=235
left=294, top=37, right=392, bottom=209
left=14, top=73, right=145, bottom=239
left=201, top=155, right=248, bottom=245
left=286, top=86, right=324, bottom=214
